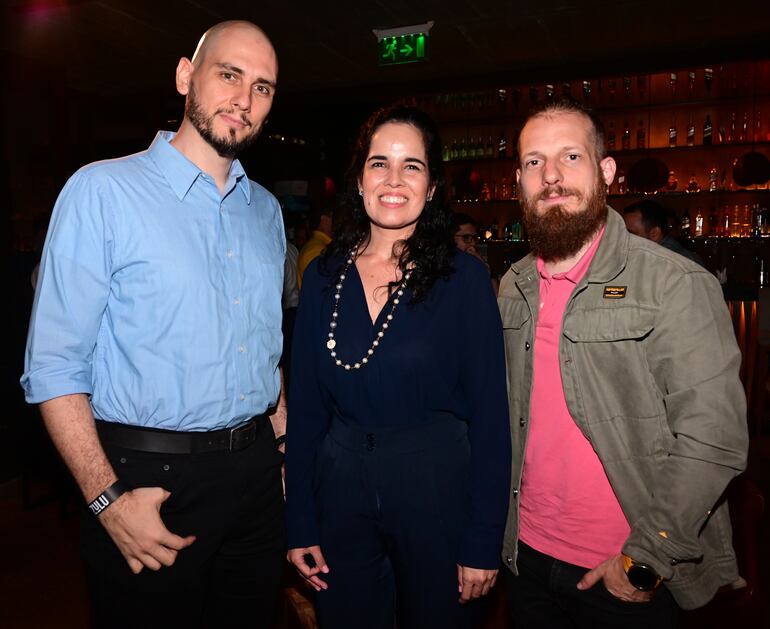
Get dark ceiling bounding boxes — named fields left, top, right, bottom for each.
left=4, top=0, right=770, bottom=103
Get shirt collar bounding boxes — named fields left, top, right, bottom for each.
left=537, top=224, right=606, bottom=284
left=149, top=131, right=251, bottom=203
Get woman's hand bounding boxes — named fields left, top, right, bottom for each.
left=457, top=565, right=498, bottom=603
left=287, top=546, right=330, bottom=591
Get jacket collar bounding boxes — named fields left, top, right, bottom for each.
left=510, top=206, right=628, bottom=284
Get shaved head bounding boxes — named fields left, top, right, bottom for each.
left=191, top=20, right=276, bottom=69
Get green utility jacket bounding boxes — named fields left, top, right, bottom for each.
left=498, top=208, right=748, bottom=610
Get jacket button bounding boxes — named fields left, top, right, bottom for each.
left=506, top=555, right=513, bottom=565
left=519, top=417, right=526, bottom=427
left=525, top=342, right=531, bottom=351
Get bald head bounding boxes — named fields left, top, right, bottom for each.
left=191, top=20, right=276, bottom=70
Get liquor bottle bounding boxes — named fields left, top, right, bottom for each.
left=480, top=181, right=491, bottom=202
left=607, top=122, right=616, bottom=151
left=450, top=138, right=459, bottom=161
left=497, top=88, right=507, bottom=105
left=728, top=112, right=736, bottom=143
left=740, top=112, right=748, bottom=142
left=687, top=118, right=695, bottom=146
left=709, top=207, right=719, bottom=236
left=511, top=220, right=522, bottom=241
left=623, top=76, right=631, bottom=98
left=722, top=205, right=731, bottom=237
left=694, top=208, right=704, bottom=236
left=759, top=258, right=766, bottom=287
left=681, top=212, right=691, bottom=237
left=617, top=169, right=627, bottom=195
left=703, top=115, right=713, bottom=145
left=459, top=137, right=468, bottom=159
left=688, top=71, right=696, bottom=97
left=499, top=178, right=510, bottom=200
left=476, top=136, right=484, bottom=159
left=485, top=135, right=495, bottom=159
left=545, top=84, right=555, bottom=101
left=562, top=83, right=571, bottom=98
left=636, top=120, right=646, bottom=149
left=752, top=203, right=762, bottom=238
left=442, top=143, right=450, bottom=162
left=582, top=80, right=591, bottom=101
left=704, top=67, right=713, bottom=92
left=622, top=121, right=631, bottom=150
left=666, top=171, right=678, bottom=192
left=755, top=111, right=762, bottom=142
left=708, top=166, right=718, bottom=191
left=503, top=222, right=513, bottom=240
left=490, top=217, right=499, bottom=240
left=686, top=173, right=700, bottom=193
left=669, top=72, right=677, bottom=98
left=498, top=131, right=507, bottom=159
left=669, top=119, right=677, bottom=147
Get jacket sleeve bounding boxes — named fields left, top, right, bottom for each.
left=456, top=257, right=513, bottom=568
left=284, top=259, right=333, bottom=549
left=622, top=268, right=748, bottom=578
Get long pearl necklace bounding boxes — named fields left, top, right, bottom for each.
left=326, top=248, right=412, bottom=370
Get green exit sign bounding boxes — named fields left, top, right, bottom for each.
left=378, top=32, right=428, bottom=66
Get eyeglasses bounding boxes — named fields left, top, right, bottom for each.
left=455, top=233, right=479, bottom=244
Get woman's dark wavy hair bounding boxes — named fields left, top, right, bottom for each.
left=321, top=105, right=454, bottom=302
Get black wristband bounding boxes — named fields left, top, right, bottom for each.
left=275, top=434, right=287, bottom=447
left=88, top=480, right=130, bottom=517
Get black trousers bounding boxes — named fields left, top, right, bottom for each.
left=81, top=418, right=285, bottom=629
left=313, top=416, right=475, bottom=629
left=504, top=541, right=678, bottom=629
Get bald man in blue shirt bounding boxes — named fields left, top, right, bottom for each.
left=22, top=20, right=287, bottom=628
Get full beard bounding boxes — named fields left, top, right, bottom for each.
left=185, top=84, right=261, bottom=158
left=521, top=172, right=608, bottom=261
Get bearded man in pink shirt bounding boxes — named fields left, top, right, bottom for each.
left=498, top=99, right=748, bottom=628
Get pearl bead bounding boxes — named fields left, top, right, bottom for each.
left=344, top=364, right=351, bottom=370
left=336, top=359, right=342, bottom=365
left=382, top=323, right=388, bottom=329
left=393, top=298, right=400, bottom=304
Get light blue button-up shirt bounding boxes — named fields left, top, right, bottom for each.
left=22, top=132, right=285, bottom=431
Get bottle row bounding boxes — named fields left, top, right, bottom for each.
left=680, top=203, right=770, bottom=239
left=416, top=61, right=770, bottom=121
left=442, top=109, right=770, bottom=162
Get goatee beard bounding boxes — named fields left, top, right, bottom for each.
left=521, top=173, right=608, bottom=261
left=185, top=84, right=261, bottom=158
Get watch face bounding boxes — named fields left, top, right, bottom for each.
left=627, top=563, right=659, bottom=591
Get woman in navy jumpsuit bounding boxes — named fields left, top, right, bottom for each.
left=285, top=106, right=511, bottom=629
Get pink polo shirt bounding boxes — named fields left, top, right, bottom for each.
left=519, top=227, right=630, bottom=569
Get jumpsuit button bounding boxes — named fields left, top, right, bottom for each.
left=506, top=556, right=513, bottom=565
left=525, top=342, right=531, bottom=351
left=512, top=488, right=519, bottom=498
left=519, top=417, right=526, bottom=427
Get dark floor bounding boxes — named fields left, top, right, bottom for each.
left=1, top=435, right=768, bottom=628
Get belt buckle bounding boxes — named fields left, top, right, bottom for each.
left=229, top=420, right=256, bottom=451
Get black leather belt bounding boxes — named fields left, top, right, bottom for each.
left=95, top=416, right=266, bottom=454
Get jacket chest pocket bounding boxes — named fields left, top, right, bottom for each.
left=562, top=307, right=666, bottom=459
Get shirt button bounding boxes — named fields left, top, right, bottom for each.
left=239, top=394, right=246, bottom=401
left=227, top=249, right=233, bottom=257
left=238, top=345, right=245, bottom=353
left=525, top=342, right=531, bottom=351
left=233, top=298, right=241, bottom=305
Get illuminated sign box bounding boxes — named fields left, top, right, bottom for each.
left=374, top=21, right=433, bottom=67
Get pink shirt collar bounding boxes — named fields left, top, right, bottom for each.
left=536, top=225, right=606, bottom=284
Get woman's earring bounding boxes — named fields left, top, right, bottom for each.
left=358, top=189, right=363, bottom=196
